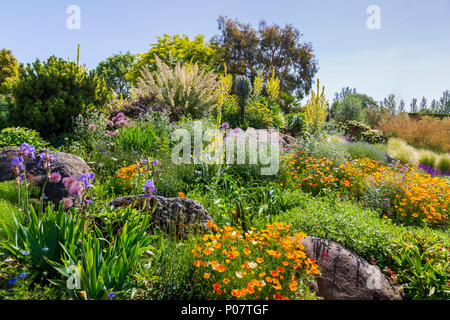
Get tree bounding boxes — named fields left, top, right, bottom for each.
left=12, top=56, right=112, bottom=137
left=211, top=16, right=318, bottom=99
left=333, top=87, right=356, bottom=103
left=419, top=97, right=427, bottom=111
left=128, top=34, right=220, bottom=83
left=410, top=98, right=418, bottom=112
left=96, top=52, right=137, bottom=99
left=0, top=49, right=19, bottom=100
left=332, top=92, right=378, bottom=123
left=381, top=94, right=396, bottom=115
left=398, top=99, right=406, bottom=113
left=438, top=90, right=450, bottom=114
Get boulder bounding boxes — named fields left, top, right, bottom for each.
left=107, top=194, right=214, bottom=237
left=301, top=236, right=403, bottom=300
left=0, top=146, right=91, bottom=204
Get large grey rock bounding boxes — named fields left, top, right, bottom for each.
left=107, top=194, right=214, bottom=236
left=301, top=236, right=403, bottom=300
left=0, top=146, right=91, bottom=204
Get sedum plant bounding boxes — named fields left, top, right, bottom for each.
left=136, top=55, right=220, bottom=119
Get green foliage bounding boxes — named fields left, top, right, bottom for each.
left=338, top=120, right=387, bottom=144
left=0, top=199, right=18, bottom=241
left=0, top=127, right=49, bottom=149
left=0, top=181, right=40, bottom=206
left=297, top=134, right=349, bottom=165
left=437, top=156, right=450, bottom=173
left=286, top=112, right=306, bottom=136
left=234, top=75, right=252, bottom=120
left=12, top=56, right=112, bottom=137
left=419, top=153, right=436, bottom=168
left=345, top=141, right=388, bottom=163
left=211, top=16, right=318, bottom=99
left=49, top=207, right=154, bottom=300
left=0, top=49, right=19, bottom=100
left=0, top=205, right=85, bottom=274
left=129, top=34, right=219, bottom=83
left=304, top=79, right=328, bottom=136
left=96, top=52, right=137, bottom=99
left=332, top=93, right=379, bottom=123
left=115, top=115, right=172, bottom=157
left=387, top=233, right=449, bottom=299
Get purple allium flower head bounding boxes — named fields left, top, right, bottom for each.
left=107, top=120, right=114, bottom=127
left=49, top=172, right=62, bottom=183
left=68, top=184, right=82, bottom=197
left=221, top=122, right=230, bottom=129
left=63, top=197, right=73, bottom=209
left=62, top=176, right=77, bottom=189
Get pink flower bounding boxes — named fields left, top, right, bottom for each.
left=88, top=124, right=96, bottom=130
left=49, top=172, right=62, bottom=183
left=63, top=197, right=73, bottom=209
left=62, top=176, right=77, bottom=189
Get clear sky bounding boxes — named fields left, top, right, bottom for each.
left=1, top=0, right=449, bottom=107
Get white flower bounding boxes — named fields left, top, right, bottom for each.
left=248, top=262, right=258, bottom=269
left=235, top=271, right=243, bottom=278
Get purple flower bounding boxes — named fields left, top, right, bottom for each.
left=11, top=156, right=25, bottom=172
left=21, top=251, right=30, bottom=256
left=18, top=273, right=27, bottom=279
left=38, top=152, right=54, bottom=168
left=42, top=247, right=49, bottom=252
left=108, top=292, right=116, bottom=299
left=221, top=122, right=230, bottom=129
left=88, top=124, right=96, bottom=130
left=49, top=172, right=62, bottom=183
left=20, top=143, right=35, bottom=159
left=151, top=159, right=159, bottom=165
left=143, top=179, right=156, bottom=198
left=8, top=278, right=17, bottom=284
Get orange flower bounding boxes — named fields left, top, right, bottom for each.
left=256, top=257, right=263, bottom=264
left=270, top=270, right=279, bottom=277
left=178, top=192, right=185, bottom=198
left=212, top=283, right=221, bottom=290
left=223, top=278, right=230, bottom=285
left=203, top=273, right=210, bottom=279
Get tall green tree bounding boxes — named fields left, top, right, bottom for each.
left=0, top=49, right=19, bottom=100
left=96, top=52, right=137, bottom=99
left=211, top=16, right=318, bottom=99
left=128, top=34, right=220, bottom=83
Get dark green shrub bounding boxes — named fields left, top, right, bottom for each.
left=12, top=56, right=112, bottom=137
left=0, top=127, right=49, bottom=149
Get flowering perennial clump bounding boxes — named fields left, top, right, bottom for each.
left=285, top=152, right=449, bottom=225
left=191, top=222, right=319, bottom=300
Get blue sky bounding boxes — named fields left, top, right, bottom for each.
left=1, top=0, right=449, bottom=107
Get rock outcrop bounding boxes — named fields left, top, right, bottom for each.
left=301, top=236, right=403, bottom=300
left=0, top=146, right=91, bottom=204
